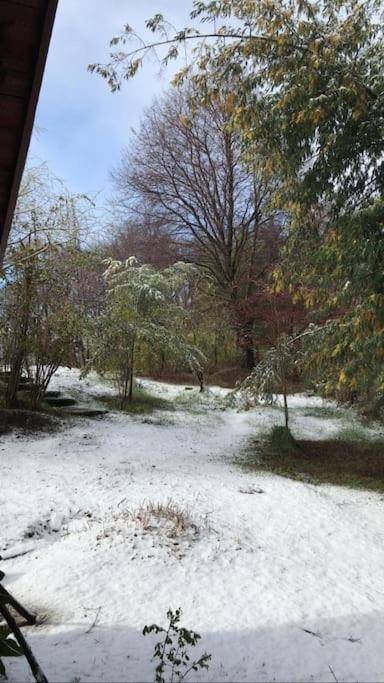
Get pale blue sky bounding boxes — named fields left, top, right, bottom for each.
left=29, top=1, right=192, bottom=203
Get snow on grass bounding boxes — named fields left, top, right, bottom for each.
left=1, top=368, right=384, bottom=682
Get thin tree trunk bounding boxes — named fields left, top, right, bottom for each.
left=5, top=351, right=24, bottom=408
left=121, top=354, right=130, bottom=409
left=128, top=340, right=135, bottom=402
left=283, top=386, right=289, bottom=429
left=243, top=346, right=255, bottom=371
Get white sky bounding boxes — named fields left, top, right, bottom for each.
left=29, top=0, right=192, bottom=203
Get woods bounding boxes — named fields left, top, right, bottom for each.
left=87, top=0, right=384, bottom=415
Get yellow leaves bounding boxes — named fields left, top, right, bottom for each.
left=326, top=229, right=339, bottom=243
left=273, top=272, right=285, bottom=294
left=328, top=33, right=341, bottom=48
left=311, top=107, right=326, bottom=124
left=294, top=111, right=307, bottom=124
left=338, top=369, right=347, bottom=385
left=178, top=115, right=190, bottom=128
left=224, top=93, right=235, bottom=114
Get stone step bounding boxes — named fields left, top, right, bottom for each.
left=44, top=397, right=77, bottom=407
left=61, top=407, right=109, bottom=418
left=43, top=390, right=62, bottom=399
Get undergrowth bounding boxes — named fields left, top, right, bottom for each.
left=96, top=385, right=173, bottom=415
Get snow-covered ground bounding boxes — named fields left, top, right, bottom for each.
left=1, top=369, right=384, bottom=682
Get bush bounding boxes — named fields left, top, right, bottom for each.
left=143, top=608, right=211, bottom=683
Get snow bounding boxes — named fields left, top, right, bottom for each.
left=1, top=368, right=384, bottom=682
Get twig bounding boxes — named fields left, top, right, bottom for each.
left=0, top=547, right=35, bottom=562
left=84, top=606, right=102, bottom=634
left=329, top=664, right=338, bottom=682
left=301, top=627, right=322, bottom=639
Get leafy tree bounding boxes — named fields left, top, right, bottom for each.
left=91, top=0, right=383, bottom=211
left=88, top=258, right=204, bottom=407
left=239, top=291, right=306, bottom=427
left=0, top=166, right=99, bottom=407
left=0, top=241, right=87, bottom=408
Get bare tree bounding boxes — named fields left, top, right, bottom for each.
left=106, top=214, right=181, bottom=269
left=112, top=89, right=281, bottom=368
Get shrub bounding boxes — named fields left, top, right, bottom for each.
left=143, top=608, right=211, bottom=683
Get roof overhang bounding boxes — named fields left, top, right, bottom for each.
left=0, top=0, right=58, bottom=263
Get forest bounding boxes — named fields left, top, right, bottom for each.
left=1, top=1, right=384, bottom=682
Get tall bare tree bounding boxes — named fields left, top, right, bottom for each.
left=112, top=89, right=281, bottom=368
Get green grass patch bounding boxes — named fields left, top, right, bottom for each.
left=301, top=405, right=344, bottom=420
left=239, top=427, right=384, bottom=493
left=96, top=385, right=174, bottom=415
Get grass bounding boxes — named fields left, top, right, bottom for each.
left=240, top=425, right=384, bottom=493
left=131, top=500, right=194, bottom=538
left=300, top=405, right=344, bottom=420
left=96, top=385, right=174, bottom=415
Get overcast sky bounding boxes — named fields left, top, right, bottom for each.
left=29, top=1, right=192, bottom=203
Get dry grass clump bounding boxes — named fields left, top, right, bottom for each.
left=131, top=500, right=195, bottom=538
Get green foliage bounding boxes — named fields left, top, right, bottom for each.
left=0, top=166, right=101, bottom=408
left=286, top=202, right=384, bottom=407
left=239, top=334, right=297, bottom=426
left=97, top=384, right=173, bottom=415
left=242, top=338, right=295, bottom=401
left=143, top=608, right=211, bottom=683
left=88, top=258, right=205, bottom=406
left=92, top=0, right=384, bottom=207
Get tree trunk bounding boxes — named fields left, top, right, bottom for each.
left=121, top=355, right=130, bottom=409
left=238, top=322, right=256, bottom=371
left=280, top=358, right=289, bottom=428
left=243, top=347, right=255, bottom=371
left=5, top=352, right=24, bottom=408
left=231, top=300, right=257, bottom=371
left=128, top=340, right=135, bottom=402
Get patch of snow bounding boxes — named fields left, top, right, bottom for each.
left=1, top=369, right=384, bottom=682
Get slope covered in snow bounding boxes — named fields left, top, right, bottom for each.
left=1, top=369, right=383, bottom=682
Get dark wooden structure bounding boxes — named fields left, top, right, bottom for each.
left=0, top=0, right=58, bottom=262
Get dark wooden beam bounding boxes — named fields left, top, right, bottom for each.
left=0, top=0, right=58, bottom=263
